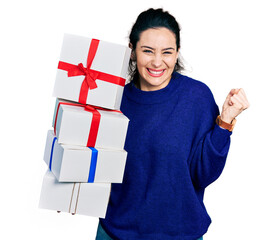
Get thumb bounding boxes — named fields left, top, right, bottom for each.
left=226, top=88, right=240, bottom=105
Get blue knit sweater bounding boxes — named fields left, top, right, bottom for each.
left=100, top=72, right=232, bottom=240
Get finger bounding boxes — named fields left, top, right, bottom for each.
left=235, top=89, right=246, bottom=100
left=230, top=96, right=243, bottom=111
left=226, top=88, right=244, bottom=106
left=226, top=89, right=237, bottom=105
left=229, top=88, right=250, bottom=109
left=231, top=95, right=247, bottom=111
left=225, top=90, right=233, bottom=102
left=237, top=88, right=250, bottom=108
left=232, top=88, right=240, bottom=94
left=233, top=91, right=246, bottom=104
left=232, top=88, right=250, bottom=109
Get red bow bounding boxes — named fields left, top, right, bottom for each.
left=67, top=63, right=99, bottom=89
left=58, top=38, right=126, bottom=104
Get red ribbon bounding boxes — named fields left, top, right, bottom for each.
left=58, top=39, right=126, bottom=104
left=54, top=101, right=121, bottom=147
left=84, top=105, right=101, bottom=147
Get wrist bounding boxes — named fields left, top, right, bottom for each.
left=220, top=114, right=234, bottom=124
left=216, top=115, right=236, bottom=132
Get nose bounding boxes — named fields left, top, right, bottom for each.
left=151, top=53, right=162, bottom=68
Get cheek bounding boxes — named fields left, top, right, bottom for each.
left=136, top=56, right=150, bottom=70
left=165, top=60, right=177, bottom=70
left=168, top=56, right=178, bottom=68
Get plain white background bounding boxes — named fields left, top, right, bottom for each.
left=1, top=0, right=275, bottom=239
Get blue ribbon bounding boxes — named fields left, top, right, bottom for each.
left=49, top=137, right=98, bottom=182
left=87, top=147, right=98, bottom=182
left=49, top=137, right=57, bottom=171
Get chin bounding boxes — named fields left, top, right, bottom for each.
left=142, top=78, right=170, bottom=90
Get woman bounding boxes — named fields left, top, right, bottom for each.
left=96, top=8, right=249, bottom=240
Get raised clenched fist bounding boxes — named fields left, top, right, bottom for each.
left=221, top=88, right=250, bottom=123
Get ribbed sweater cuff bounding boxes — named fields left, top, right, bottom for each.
left=210, top=124, right=232, bottom=153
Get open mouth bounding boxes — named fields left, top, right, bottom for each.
left=146, top=68, right=165, bottom=77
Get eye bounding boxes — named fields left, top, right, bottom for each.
left=163, top=51, right=173, bottom=55
left=143, top=49, right=153, bottom=54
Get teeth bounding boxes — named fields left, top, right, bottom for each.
left=148, top=69, right=164, bottom=74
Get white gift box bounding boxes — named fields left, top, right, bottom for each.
left=53, top=99, right=129, bottom=149
left=39, top=170, right=111, bottom=218
left=53, top=33, right=131, bottom=110
left=44, top=130, right=127, bottom=183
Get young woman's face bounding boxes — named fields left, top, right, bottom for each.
left=135, top=27, right=179, bottom=91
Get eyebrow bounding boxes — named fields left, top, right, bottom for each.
left=141, top=46, right=175, bottom=51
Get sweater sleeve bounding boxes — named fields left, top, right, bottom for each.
left=188, top=84, right=232, bottom=189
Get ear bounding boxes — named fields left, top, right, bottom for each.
left=176, top=48, right=180, bottom=63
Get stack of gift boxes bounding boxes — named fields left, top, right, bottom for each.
left=39, top=34, right=131, bottom=218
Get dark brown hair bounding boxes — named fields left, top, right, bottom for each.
left=128, top=8, right=184, bottom=86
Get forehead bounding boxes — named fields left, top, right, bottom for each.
left=138, top=27, right=177, bottom=48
